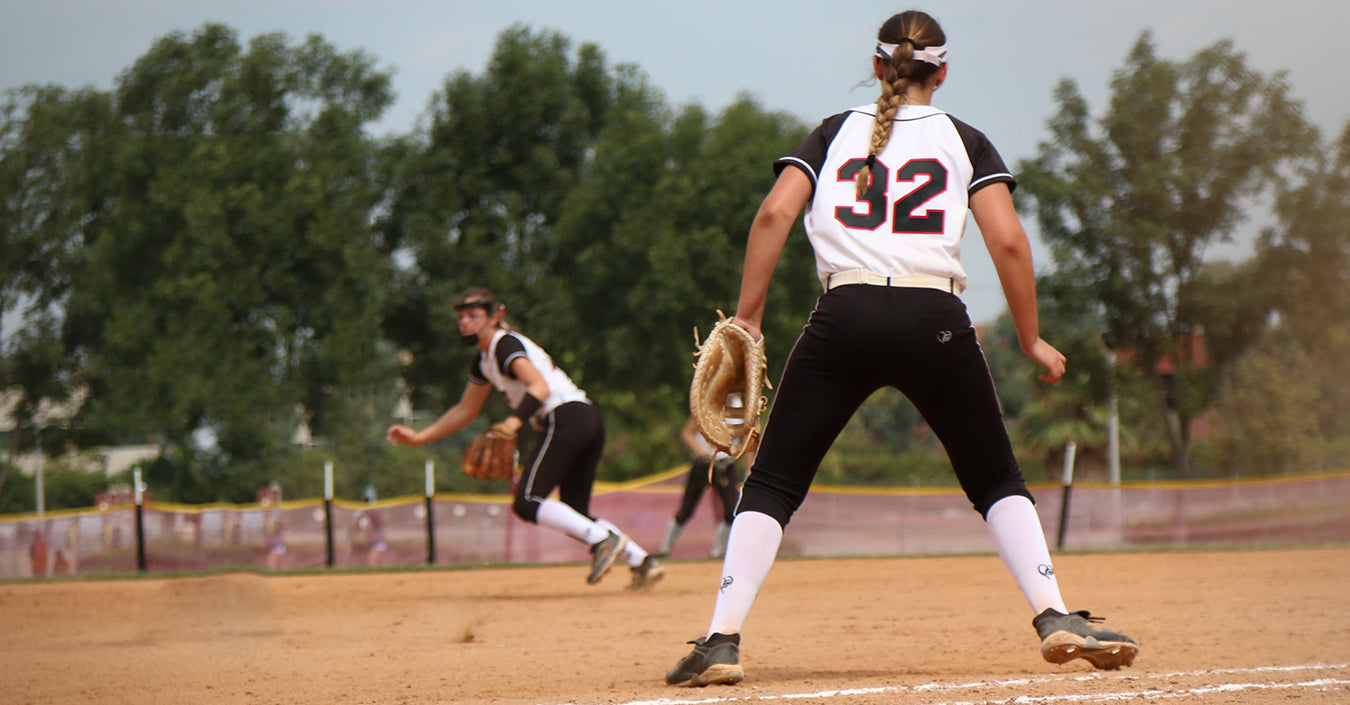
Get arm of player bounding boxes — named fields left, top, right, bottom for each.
left=681, top=417, right=713, bottom=460
left=386, top=381, right=493, bottom=446
left=970, top=182, right=1065, bottom=383
left=734, top=166, right=813, bottom=341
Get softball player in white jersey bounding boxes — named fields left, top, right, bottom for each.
left=386, top=287, right=663, bottom=589
left=666, top=10, right=1136, bottom=687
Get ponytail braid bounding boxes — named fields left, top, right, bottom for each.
left=854, top=44, right=913, bottom=198
left=854, top=11, right=946, bottom=198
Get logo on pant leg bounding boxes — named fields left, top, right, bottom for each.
left=720, top=576, right=734, bottom=592
left=937, top=330, right=953, bottom=344
left=1038, top=563, right=1055, bottom=578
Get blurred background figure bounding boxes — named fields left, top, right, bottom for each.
left=264, top=516, right=287, bottom=571
left=659, top=415, right=745, bottom=559
left=29, top=529, right=49, bottom=578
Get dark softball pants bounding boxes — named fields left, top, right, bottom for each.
left=737, top=284, right=1033, bottom=527
left=674, top=458, right=739, bottom=525
left=513, top=401, right=605, bottom=523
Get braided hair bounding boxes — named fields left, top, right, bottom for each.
left=854, top=11, right=947, bottom=198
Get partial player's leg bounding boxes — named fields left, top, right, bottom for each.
left=514, top=402, right=628, bottom=583
left=670, top=292, right=879, bottom=685
left=895, top=297, right=1137, bottom=669
left=545, top=403, right=663, bottom=587
left=709, top=460, right=739, bottom=557
left=661, top=458, right=712, bottom=557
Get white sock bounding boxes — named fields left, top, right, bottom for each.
left=707, top=511, right=783, bottom=637
left=660, top=518, right=683, bottom=555
left=595, top=517, right=648, bottom=566
left=536, top=499, right=608, bottom=545
left=985, top=495, right=1067, bottom=614
left=710, top=521, right=731, bottom=558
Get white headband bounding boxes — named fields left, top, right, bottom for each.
left=875, top=41, right=948, bottom=67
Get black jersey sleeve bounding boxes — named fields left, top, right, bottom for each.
left=948, top=116, right=1017, bottom=195
left=774, top=111, right=852, bottom=191
left=492, top=333, right=528, bottom=379
left=468, top=355, right=489, bottom=384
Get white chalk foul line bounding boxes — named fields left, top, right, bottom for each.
left=559, top=663, right=1350, bottom=705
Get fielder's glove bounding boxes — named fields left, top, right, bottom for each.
left=689, top=311, right=770, bottom=459
left=460, top=428, right=518, bottom=481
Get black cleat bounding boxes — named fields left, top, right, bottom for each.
left=1034, top=608, right=1139, bottom=670
left=587, top=532, right=628, bottom=584
left=626, top=555, right=666, bottom=591
left=665, top=632, right=743, bottom=686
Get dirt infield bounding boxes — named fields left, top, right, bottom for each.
left=2, top=547, right=1347, bottom=704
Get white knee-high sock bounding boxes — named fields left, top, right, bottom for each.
left=535, top=499, right=608, bottom=545
left=710, top=521, right=731, bottom=558
left=985, top=495, right=1067, bottom=614
left=707, top=511, right=783, bottom=637
left=595, top=517, right=648, bottom=566
left=660, top=518, right=683, bottom=555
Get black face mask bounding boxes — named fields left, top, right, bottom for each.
left=454, top=298, right=499, bottom=348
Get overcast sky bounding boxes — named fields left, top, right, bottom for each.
left=5, top=0, right=1349, bottom=325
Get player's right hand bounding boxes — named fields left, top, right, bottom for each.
left=386, top=424, right=421, bottom=446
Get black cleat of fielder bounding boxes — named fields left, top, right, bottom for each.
left=1033, top=608, right=1138, bottom=670
left=626, top=555, right=666, bottom=591
left=587, top=531, right=627, bottom=584
left=665, top=632, right=743, bottom=686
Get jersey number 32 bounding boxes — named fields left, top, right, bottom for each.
left=834, top=157, right=947, bottom=235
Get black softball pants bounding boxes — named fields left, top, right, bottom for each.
left=674, top=458, right=739, bottom=525
left=513, top=401, right=605, bottom=523
left=737, top=284, right=1033, bottom=527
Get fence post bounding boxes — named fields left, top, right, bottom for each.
left=34, top=427, right=45, bottom=517
left=425, top=460, right=436, bottom=565
left=1056, top=441, right=1077, bottom=550
left=133, top=466, right=147, bottom=572
left=323, top=461, right=335, bottom=568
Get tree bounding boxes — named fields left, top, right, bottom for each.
left=1257, top=121, right=1350, bottom=444
left=547, top=95, right=811, bottom=406
left=2, top=24, right=398, bottom=503
left=380, top=26, right=814, bottom=478
left=1017, top=32, right=1317, bottom=475
left=979, top=296, right=1106, bottom=477
left=379, top=25, right=623, bottom=413
left=544, top=94, right=811, bottom=476
left=1, top=85, right=118, bottom=510
left=1207, top=336, right=1326, bottom=476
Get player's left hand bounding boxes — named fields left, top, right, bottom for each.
left=1024, top=338, right=1066, bottom=383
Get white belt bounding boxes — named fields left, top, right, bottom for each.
left=824, top=269, right=962, bottom=295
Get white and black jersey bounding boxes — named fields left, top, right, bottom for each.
left=776, top=104, right=1015, bottom=293
left=737, top=102, right=1036, bottom=528
left=468, top=329, right=589, bottom=425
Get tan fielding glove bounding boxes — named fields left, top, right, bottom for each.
left=689, top=312, right=769, bottom=459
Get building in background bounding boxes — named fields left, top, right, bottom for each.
left=0, top=388, right=159, bottom=478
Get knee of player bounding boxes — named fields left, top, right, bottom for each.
left=511, top=496, right=539, bottom=523
left=969, top=480, right=1034, bottom=519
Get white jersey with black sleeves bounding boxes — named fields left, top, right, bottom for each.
left=775, top=104, right=1016, bottom=293
left=469, top=329, right=589, bottom=424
